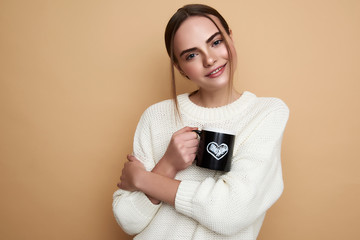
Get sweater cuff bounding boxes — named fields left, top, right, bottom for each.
left=130, top=191, right=162, bottom=218
left=175, top=180, right=200, bottom=217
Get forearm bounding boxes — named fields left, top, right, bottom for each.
left=146, top=156, right=178, bottom=204
left=119, top=155, right=184, bottom=205
left=140, top=126, right=198, bottom=204
left=138, top=169, right=180, bottom=206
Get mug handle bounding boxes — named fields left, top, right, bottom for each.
left=192, top=130, right=202, bottom=137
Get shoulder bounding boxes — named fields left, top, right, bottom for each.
left=237, top=93, right=290, bottom=142
left=240, top=92, right=289, bottom=128
left=137, top=98, right=176, bottom=125
left=143, top=98, right=174, bottom=116
left=250, top=92, right=289, bottom=116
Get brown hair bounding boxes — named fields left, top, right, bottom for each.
left=164, top=4, right=235, bottom=118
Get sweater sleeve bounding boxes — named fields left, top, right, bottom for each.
left=174, top=101, right=289, bottom=236
left=112, top=108, right=161, bottom=235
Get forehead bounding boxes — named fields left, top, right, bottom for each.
left=173, top=16, right=220, bottom=52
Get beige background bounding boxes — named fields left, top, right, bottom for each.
left=1, top=0, right=359, bottom=239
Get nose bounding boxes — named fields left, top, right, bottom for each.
left=203, top=51, right=217, bottom=67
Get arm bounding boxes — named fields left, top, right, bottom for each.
left=174, top=105, right=290, bottom=236
left=118, top=126, right=199, bottom=206
left=112, top=109, right=161, bottom=235
left=113, top=107, right=198, bottom=235
left=119, top=156, right=181, bottom=206
left=119, top=103, right=289, bottom=236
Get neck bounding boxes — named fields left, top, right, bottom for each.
left=190, top=87, right=241, bottom=108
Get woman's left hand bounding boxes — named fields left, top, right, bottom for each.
left=117, top=155, right=146, bottom=192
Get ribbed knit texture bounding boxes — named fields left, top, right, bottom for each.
left=113, top=91, right=289, bottom=240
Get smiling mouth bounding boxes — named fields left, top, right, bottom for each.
left=206, top=63, right=227, bottom=77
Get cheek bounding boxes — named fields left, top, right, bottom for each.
left=180, top=62, right=202, bottom=77
left=220, top=45, right=230, bottom=60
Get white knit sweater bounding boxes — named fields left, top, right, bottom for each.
left=113, top=91, right=289, bottom=240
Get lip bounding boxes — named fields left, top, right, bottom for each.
left=205, top=63, right=227, bottom=78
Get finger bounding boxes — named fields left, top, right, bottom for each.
left=185, top=131, right=200, bottom=140
left=127, top=155, right=143, bottom=165
left=176, top=131, right=199, bottom=142
left=184, top=153, right=197, bottom=163
left=127, top=154, right=136, bottom=161
left=184, top=139, right=200, bottom=147
left=188, top=146, right=199, bottom=154
left=174, top=126, right=198, bottom=136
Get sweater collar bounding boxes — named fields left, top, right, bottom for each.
left=177, top=91, right=256, bottom=122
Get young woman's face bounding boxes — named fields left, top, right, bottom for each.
left=173, top=16, right=236, bottom=92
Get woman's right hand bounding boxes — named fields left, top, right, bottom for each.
left=155, top=127, right=199, bottom=177
left=144, top=126, right=198, bottom=204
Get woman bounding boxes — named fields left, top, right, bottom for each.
left=113, top=4, right=289, bottom=239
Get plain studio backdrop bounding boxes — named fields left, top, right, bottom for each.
left=0, top=0, right=359, bottom=239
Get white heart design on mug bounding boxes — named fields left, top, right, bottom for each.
left=206, top=142, right=229, bottom=160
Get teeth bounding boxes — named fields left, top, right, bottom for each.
left=210, top=66, right=223, bottom=75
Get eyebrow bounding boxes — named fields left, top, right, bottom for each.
left=179, top=32, right=221, bottom=57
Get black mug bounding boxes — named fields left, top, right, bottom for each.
left=194, top=128, right=235, bottom=172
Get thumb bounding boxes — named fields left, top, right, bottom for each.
left=177, top=126, right=198, bottom=135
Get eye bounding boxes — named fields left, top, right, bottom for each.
left=186, top=53, right=197, bottom=61
left=213, top=39, right=223, bottom=47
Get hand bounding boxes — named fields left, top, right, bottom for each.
left=160, top=126, right=199, bottom=174
left=117, top=155, right=146, bottom=192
